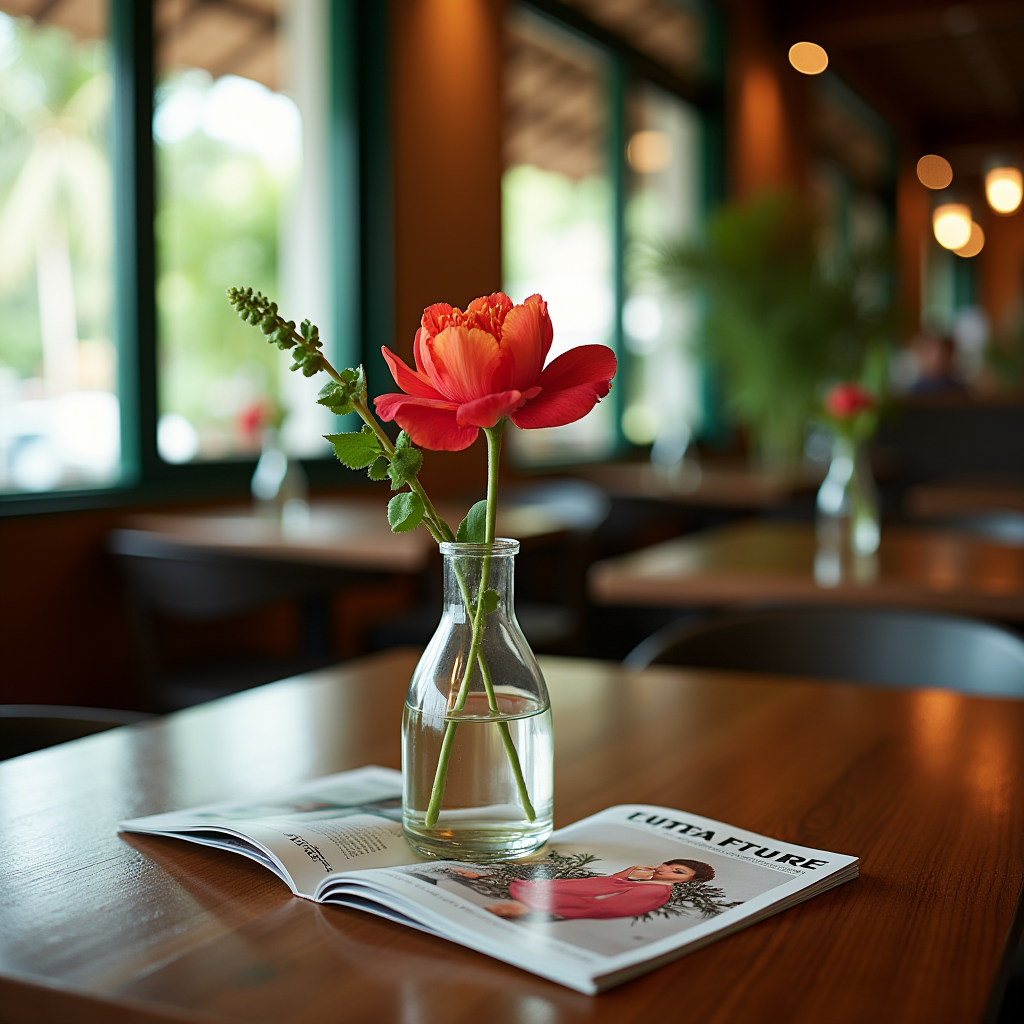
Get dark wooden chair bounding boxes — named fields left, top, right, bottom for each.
left=624, top=606, right=1024, bottom=698
left=109, top=528, right=353, bottom=711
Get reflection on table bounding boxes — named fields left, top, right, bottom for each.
left=589, top=519, right=1024, bottom=620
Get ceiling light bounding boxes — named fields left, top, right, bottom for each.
left=788, top=42, right=828, bottom=74
left=933, top=203, right=972, bottom=250
left=985, top=166, right=1023, bottom=214
left=627, top=131, right=671, bottom=174
left=916, top=154, right=953, bottom=190
left=954, top=221, right=985, bottom=258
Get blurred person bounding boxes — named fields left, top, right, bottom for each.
left=908, top=332, right=964, bottom=394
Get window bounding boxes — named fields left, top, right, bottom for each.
left=622, top=81, right=704, bottom=451
left=0, top=2, right=118, bottom=492
left=503, top=7, right=617, bottom=464
left=502, top=0, right=715, bottom=466
left=0, top=0, right=360, bottom=503
left=154, top=0, right=332, bottom=465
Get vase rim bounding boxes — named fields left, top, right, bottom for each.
left=438, top=538, right=520, bottom=557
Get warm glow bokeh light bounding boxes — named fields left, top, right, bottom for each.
left=954, top=221, right=985, bottom=258
left=627, top=130, right=672, bottom=174
left=985, top=166, right=1023, bottom=214
left=917, top=154, right=953, bottom=190
left=933, top=203, right=972, bottom=250
left=788, top=42, right=828, bottom=74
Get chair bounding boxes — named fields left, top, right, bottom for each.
left=624, top=606, right=1024, bottom=698
left=109, top=528, right=353, bottom=711
left=0, top=705, right=151, bottom=761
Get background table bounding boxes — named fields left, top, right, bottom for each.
left=126, top=496, right=572, bottom=574
left=905, top=476, right=1024, bottom=518
left=2, top=649, right=1022, bottom=1023
left=589, top=519, right=1024, bottom=621
left=569, top=460, right=822, bottom=509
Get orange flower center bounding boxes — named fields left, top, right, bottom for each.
left=433, top=303, right=507, bottom=340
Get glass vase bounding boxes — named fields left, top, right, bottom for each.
left=815, top=436, right=880, bottom=556
left=402, top=539, right=553, bottom=861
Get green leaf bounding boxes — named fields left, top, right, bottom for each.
left=367, top=456, right=390, bottom=481
left=456, top=500, right=488, bottom=543
left=325, top=425, right=381, bottom=469
left=395, top=430, right=412, bottom=450
left=388, top=445, right=423, bottom=490
left=474, top=588, right=500, bottom=617
left=317, top=367, right=366, bottom=415
left=388, top=492, right=424, bottom=533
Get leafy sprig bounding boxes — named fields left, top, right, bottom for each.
left=226, top=285, right=453, bottom=543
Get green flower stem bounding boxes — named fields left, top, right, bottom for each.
left=424, top=421, right=535, bottom=828
left=318, top=356, right=454, bottom=544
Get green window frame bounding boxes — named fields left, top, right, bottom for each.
left=1, top=0, right=384, bottom=516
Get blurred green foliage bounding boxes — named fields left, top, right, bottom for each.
left=652, top=192, right=895, bottom=464
left=0, top=14, right=111, bottom=379
left=156, top=76, right=281, bottom=450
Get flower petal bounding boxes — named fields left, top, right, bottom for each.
left=539, top=344, right=617, bottom=392
left=509, top=345, right=617, bottom=429
left=381, top=346, right=444, bottom=400
left=510, top=381, right=612, bottom=429
left=456, top=390, right=526, bottom=429
left=499, top=296, right=552, bottom=392
left=421, top=325, right=502, bottom=404
left=396, top=402, right=479, bottom=451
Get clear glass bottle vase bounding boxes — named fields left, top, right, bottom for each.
left=402, top=539, right=553, bottom=861
left=815, top=435, right=880, bottom=556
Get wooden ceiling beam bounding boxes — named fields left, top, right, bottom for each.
left=780, top=1, right=1024, bottom=51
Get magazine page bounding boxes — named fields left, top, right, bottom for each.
left=316, top=804, right=858, bottom=993
left=120, top=766, right=421, bottom=896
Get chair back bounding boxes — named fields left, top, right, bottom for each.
left=624, top=607, right=1024, bottom=698
left=109, top=529, right=339, bottom=620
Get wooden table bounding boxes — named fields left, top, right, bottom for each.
left=906, top=476, right=1024, bottom=518
left=125, top=497, right=573, bottom=573
left=569, top=460, right=823, bottom=509
left=2, top=649, right=1022, bottom=1023
left=589, top=520, right=1024, bottom=621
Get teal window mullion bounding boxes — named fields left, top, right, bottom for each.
left=609, top=53, right=628, bottom=455
left=330, top=0, right=361, bottom=376
left=111, top=0, right=157, bottom=487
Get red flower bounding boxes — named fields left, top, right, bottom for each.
left=374, top=293, right=617, bottom=451
left=825, top=382, right=876, bottom=419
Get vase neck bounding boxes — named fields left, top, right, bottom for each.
left=440, top=541, right=518, bottom=614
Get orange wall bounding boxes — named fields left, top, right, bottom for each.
left=390, top=0, right=504, bottom=351
left=724, top=0, right=807, bottom=200
left=980, top=210, right=1024, bottom=334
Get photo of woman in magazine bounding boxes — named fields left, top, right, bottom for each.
left=451, top=859, right=717, bottom=920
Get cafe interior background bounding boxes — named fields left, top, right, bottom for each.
left=3, top=0, right=1024, bottom=884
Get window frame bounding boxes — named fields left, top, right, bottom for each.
left=1, top=0, right=382, bottom=516
left=514, top=0, right=726, bottom=461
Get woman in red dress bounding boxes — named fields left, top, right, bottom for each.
left=452, top=859, right=715, bottom=920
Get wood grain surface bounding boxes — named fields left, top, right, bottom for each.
left=589, top=519, right=1024, bottom=620
left=2, top=649, right=1023, bottom=1024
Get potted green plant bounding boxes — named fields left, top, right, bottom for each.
left=650, top=192, right=893, bottom=466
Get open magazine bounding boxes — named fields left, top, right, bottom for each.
left=120, top=766, right=858, bottom=994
